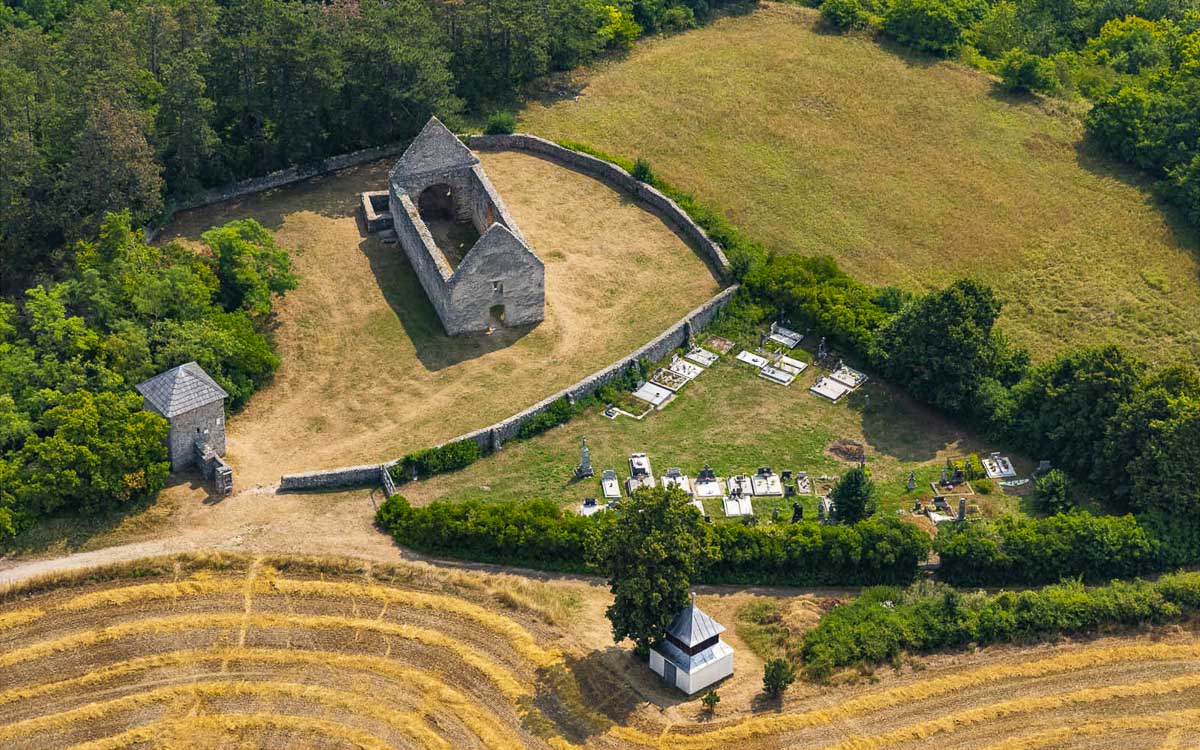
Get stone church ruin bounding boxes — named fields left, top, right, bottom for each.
left=361, top=117, right=544, bottom=336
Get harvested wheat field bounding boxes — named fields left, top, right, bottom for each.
left=160, top=150, right=721, bottom=487
left=3, top=555, right=1200, bottom=749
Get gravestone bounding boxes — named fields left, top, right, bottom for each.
left=771, top=507, right=780, bottom=522
left=574, top=436, right=594, bottom=479
left=817, top=336, right=828, bottom=362
left=791, top=502, right=803, bottom=523
left=907, top=471, right=916, bottom=491
left=957, top=498, right=966, bottom=522
left=940, top=466, right=949, bottom=486
left=952, top=465, right=964, bottom=484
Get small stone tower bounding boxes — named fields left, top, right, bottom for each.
left=136, top=362, right=228, bottom=472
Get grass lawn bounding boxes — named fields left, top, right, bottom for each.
left=161, top=150, right=720, bottom=486
left=519, top=2, right=1200, bottom=363
left=399, top=334, right=1025, bottom=520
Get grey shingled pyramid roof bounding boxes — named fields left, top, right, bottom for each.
left=390, top=117, right=479, bottom=181
left=136, top=362, right=228, bottom=418
left=665, top=597, right=725, bottom=647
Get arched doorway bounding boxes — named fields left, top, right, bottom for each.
left=418, top=184, right=455, bottom=222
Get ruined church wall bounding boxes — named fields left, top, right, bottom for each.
left=447, top=231, right=545, bottom=332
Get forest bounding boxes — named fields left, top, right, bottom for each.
left=0, top=0, right=740, bottom=291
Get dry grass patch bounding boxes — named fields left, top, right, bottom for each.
left=160, top=151, right=719, bottom=487
left=521, top=2, right=1200, bottom=361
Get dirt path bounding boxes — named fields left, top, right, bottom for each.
left=0, top=480, right=857, bottom=604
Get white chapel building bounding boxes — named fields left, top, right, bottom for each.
left=649, top=596, right=734, bottom=694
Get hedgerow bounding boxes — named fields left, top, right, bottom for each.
left=800, top=572, right=1200, bottom=678
left=375, top=495, right=931, bottom=586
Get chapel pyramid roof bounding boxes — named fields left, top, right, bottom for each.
left=135, top=362, right=227, bottom=419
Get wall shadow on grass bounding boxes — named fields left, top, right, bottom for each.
left=357, top=226, right=533, bottom=372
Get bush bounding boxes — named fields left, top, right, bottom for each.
left=517, top=397, right=580, bottom=439
left=484, top=111, right=517, bottom=135
left=702, top=516, right=931, bottom=587
left=763, top=658, right=796, bottom=697
left=394, top=439, right=482, bottom=480
left=998, top=48, right=1058, bottom=94
left=821, top=0, right=873, bottom=29
left=702, top=689, right=720, bottom=713
left=661, top=5, right=697, bottom=32
left=883, top=0, right=971, bottom=56
left=744, top=254, right=892, bottom=356
left=631, top=157, right=655, bottom=183
left=375, top=495, right=606, bottom=573
left=1033, top=468, right=1071, bottom=514
left=800, top=574, right=1200, bottom=678
left=935, top=512, right=1163, bottom=586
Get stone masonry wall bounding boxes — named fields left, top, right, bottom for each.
left=278, top=284, right=738, bottom=491
left=159, top=400, right=225, bottom=473
left=466, top=134, right=731, bottom=276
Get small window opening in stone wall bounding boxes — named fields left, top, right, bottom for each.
left=492, top=280, right=504, bottom=293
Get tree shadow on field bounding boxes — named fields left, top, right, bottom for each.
left=851, top=382, right=981, bottom=464
left=158, top=160, right=394, bottom=244
left=874, top=36, right=943, bottom=70
left=1072, top=139, right=1200, bottom=257
left=356, top=214, right=534, bottom=372
left=523, top=647, right=671, bottom=744
left=0, top=473, right=211, bottom=559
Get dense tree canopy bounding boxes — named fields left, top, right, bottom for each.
left=0, top=211, right=291, bottom=540
left=872, top=279, right=1025, bottom=416
left=1008, top=345, right=1144, bottom=483
left=0, top=0, right=749, bottom=291
left=597, top=486, right=715, bottom=657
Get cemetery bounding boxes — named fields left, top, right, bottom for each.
left=399, top=324, right=1020, bottom=526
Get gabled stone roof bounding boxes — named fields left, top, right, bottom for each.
left=665, top=598, right=725, bottom=647
left=390, top=117, right=479, bottom=182
left=136, top=362, right=228, bottom=419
